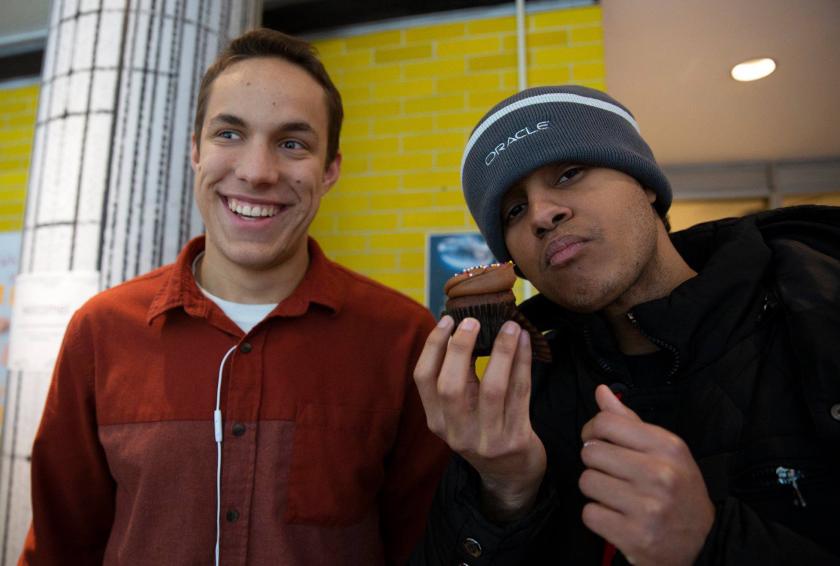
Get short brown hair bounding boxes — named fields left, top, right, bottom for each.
left=193, top=28, right=343, bottom=165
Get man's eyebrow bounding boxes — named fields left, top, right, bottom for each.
left=277, top=121, right=318, bottom=136
left=207, top=114, right=245, bottom=128
left=208, top=113, right=247, bottom=128
left=503, top=179, right=525, bottom=201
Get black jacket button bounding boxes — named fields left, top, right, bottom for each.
left=463, top=537, right=482, bottom=558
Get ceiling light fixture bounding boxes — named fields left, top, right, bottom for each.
left=731, top=58, right=777, bottom=82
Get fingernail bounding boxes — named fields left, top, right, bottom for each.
left=501, top=320, right=518, bottom=335
left=519, top=329, right=530, bottom=345
left=460, top=318, right=478, bottom=331
left=437, top=315, right=453, bottom=328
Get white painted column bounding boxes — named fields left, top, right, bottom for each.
left=0, top=1, right=259, bottom=562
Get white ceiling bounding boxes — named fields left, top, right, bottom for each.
left=601, top=0, right=840, bottom=165
left=0, top=0, right=49, bottom=53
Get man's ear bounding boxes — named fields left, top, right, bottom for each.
left=321, top=152, right=342, bottom=196
left=190, top=133, right=199, bottom=172
left=644, top=187, right=657, bottom=204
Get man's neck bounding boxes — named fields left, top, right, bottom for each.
left=603, top=229, right=697, bottom=355
left=195, top=242, right=310, bottom=304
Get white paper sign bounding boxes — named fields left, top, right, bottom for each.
left=8, top=271, right=101, bottom=373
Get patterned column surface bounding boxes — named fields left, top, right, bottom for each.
left=0, top=1, right=259, bottom=563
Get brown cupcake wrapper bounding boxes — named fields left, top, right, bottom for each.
left=510, top=310, right=553, bottom=363
left=444, top=302, right=515, bottom=356
left=443, top=303, right=552, bottom=363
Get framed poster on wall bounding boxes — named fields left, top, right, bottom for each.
left=426, top=232, right=496, bottom=318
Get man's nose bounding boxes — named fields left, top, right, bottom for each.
left=236, top=143, right=280, bottom=187
left=531, top=197, right=571, bottom=238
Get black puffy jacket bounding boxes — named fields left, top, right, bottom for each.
left=412, top=205, right=840, bottom=565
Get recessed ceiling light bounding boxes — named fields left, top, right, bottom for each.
left=731, top=58, right=776, bottom=82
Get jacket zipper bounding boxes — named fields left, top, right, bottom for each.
left=582, top=326, right=622, bottom=376
left=625, top=311, right=681, bottom=380
left=776, top=466, right=807, bottom=507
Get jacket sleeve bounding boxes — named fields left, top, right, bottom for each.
left=409, top=456, right=559, bottom=566
left=19, top=310, right=115, bottom=565
left=378, top=314, right=451, bottom=566
left=694, top=497, right=840, bottom=565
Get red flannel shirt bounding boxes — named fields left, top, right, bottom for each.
left=20, top=236, right=449, bottom=565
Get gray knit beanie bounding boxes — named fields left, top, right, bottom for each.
left=461, top=85, right=671, bottom=262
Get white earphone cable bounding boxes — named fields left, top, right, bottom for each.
left=214, top=345, right=237, bottom=566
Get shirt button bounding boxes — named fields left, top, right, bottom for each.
left=240, top=342, right=252, bottom=353
left=463, top=537, right=482, bottom=558
left=226, top=509, right=240, bottom=523
left=830, top=403, right=840, bottom=421
left=232, top=422, right=246, bottom=437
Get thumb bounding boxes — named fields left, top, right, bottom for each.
left=595, top=384, right=641, bottom=421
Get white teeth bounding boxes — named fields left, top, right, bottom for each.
left=227, top=197, right=279, bottom=218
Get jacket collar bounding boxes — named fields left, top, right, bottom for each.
left=147, top=236, right=343, bottom=324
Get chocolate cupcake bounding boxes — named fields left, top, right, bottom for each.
left=443, top=263, right=551, bottom=362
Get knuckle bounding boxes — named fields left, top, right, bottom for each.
left=436, top=384, right=461, bottom=403
left=447, top=333, right=474, bottom=354
left=637, top=528, right=657, bottom=556
left=654, top=465, right=677, bottom=490
left=443, top=428, right=467, bottom=453
left=480, top=382, right=506, bottom=404
left=448, top=439, right=467, bottom=453
left=511, top=374, right=531, bottom=400
left=579, top=443, right=595, bottom=466
left=491, top=328, right=518, bottom=354
left=412, top=366, right=430, bottom=383
left=476, top=437, right=519, bottom=460
left=425, top=416, right=444, bottom=436
left=591, top=413, right=610, bottom=437
left=580, top=502, right=599, bottom=529
left=425, top=329, right=447, bottom=347
left=475, top=444, right=498, bottom=460
left=662, top=432, right=686, bottom=456
left=420, top=330, right=448, bottom=355
left=643, top=497, right=665, bottom=520
left=578, top=469, right=595, bottom=493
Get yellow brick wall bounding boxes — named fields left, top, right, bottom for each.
left=311, top=5, right=605, bottom=304
left=0, top=80, right=37, bottom=424
left=0, top=81, right=37, bottom=233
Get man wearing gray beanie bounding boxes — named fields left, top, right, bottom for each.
left=412, top=85, right=840, bottom=565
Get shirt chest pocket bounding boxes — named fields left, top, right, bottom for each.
left=284, top=403, right=401, bottom=526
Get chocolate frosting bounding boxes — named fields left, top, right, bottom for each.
left=444, top=262, right=516, bottom=298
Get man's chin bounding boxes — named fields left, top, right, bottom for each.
left=543, top=286, right=610, bottom=314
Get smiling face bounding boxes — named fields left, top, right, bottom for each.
left=501, top=164, right=663, bottom=312
left=191, top=56, right=340, bottom=284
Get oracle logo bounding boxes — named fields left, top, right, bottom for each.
left=484, top=121, right=550, bottom=166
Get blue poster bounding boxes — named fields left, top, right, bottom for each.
left=426, top=232, right=496, bottom=318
